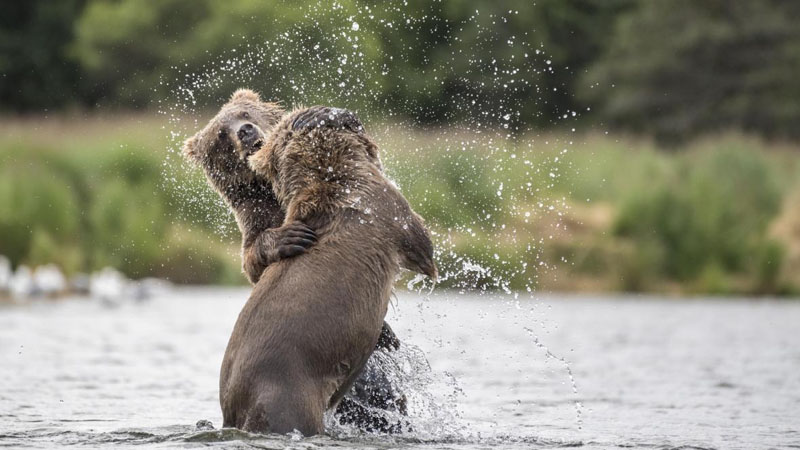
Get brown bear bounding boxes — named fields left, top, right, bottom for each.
left=210, top=104, right=437, bottom=435
left=182, top=90, right=412, bottom=433
left=182, top=89, right=310, bottom=283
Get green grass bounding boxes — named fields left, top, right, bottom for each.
left=0, top=115, right=243, bottom=284
left=1, top=116, right=798, bottom=295
left=380, top=130, right=800, bottom=295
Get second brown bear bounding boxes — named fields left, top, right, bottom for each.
left=183, top=90, right=415, bottom=433
left=214, top=104, right=437, bottom=435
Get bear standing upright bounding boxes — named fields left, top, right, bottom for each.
left=182, top=90, right=415, bottom=433
left=209, top=104, right=437, bottom=435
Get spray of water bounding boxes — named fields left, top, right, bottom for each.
left=157, top=1, right=584, bottom=441
left=524, top=327, right=583, bottom=430
left=325, top=344, right=466, bottom=440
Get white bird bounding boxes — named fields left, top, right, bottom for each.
left=89, top=267, right=128, bottom=305
left=10, top=265, right=36, bottom=300
left=33, top=264, right=67, bottom=297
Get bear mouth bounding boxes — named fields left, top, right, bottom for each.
left=238, top=139, right=264, bottom=161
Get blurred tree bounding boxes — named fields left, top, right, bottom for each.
left=69, top=0, right=630, bottom=126
left=371, top=0, right=632, bottom=128
left=6, top=0, right=800, bottom=143
left=0, top=0, right=89, bottom=111
left=72, top=0, right=213, bottom=106
left=614, top=144, right=782, bottom=283
left=529, top=0, right=635, bottom=124
left=71, top=0, right=378, bottom=108
left=581, top=0, right=800, bottom=143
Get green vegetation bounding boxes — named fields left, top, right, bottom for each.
left=581, top=1, right=800, bottom=143
left=0, top=117, right=243, bottom=284
left=0, top=1, right=89, bottom=110
left=1, top=116, right=798, bottom=295
left=384, top=132, right=800, bottom=295
left=4, top=1, right=800, bottom=142
left=612, top=142, right=787, bottom=293
left=2, top=1, right=800, bottom=295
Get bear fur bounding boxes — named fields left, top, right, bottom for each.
left=211, top=105, right=436, bottom=435
left=182, top=89, right=314, bottom=283
left=182, top=90, right=417, bottom=433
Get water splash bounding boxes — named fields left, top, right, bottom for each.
left=325, top=343, right=466, bottom=440
left=524, top=327, right=583, bottom=430
left=155, top=0, right=583, bottom=441
left=157, top=3, right=579, bottom=293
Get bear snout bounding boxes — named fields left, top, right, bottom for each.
left=237, top=123, right=256, bottom=140
left=236, top=123, right=265, bottom=158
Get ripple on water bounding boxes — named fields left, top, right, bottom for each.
left=3, top=290, right=799, bottom=449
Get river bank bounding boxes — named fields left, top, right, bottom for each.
left=1, top=114, right=799, bottom=295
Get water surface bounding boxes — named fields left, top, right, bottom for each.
left=2, top=288, right=798, bottom=449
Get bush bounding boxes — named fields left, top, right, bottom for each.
left=88, top=179, right=167, bottom=276
left=1, top=117, right=797, bottom=293
left=387, top=147, right=503, bottom=230
left=155, top=228, right=241, bottom=285
left=614, top=143, right=783, bottom=284
left=582, top=1, right=800, bottom=143
left=0, top=123, right=242, bottom=284
left=0, top=163, right=82, bottom=267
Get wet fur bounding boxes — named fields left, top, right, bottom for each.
left=217, top=109, right=436, bottom=435
left=183, top=90, right=422, bottom=435
left=182, top=89, right=289, bottom=284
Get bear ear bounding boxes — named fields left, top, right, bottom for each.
left=231, top=88, right=261, bottom=102
left=182, top=134, right=200, bottom=162
left=262, top=100, right=283, bottom=111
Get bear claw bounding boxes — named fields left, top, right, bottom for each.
left=274, top=222, right=317, bottom=260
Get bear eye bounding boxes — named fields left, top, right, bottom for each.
left=218, top=128, right=228, bottom=139
left=242, top=111, right=250, bottom=119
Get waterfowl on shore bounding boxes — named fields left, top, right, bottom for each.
left=32, top=264, right=67, bottom=297
left=10, top=265, right=36, bottom=300
left=89, top=267, right=127, bottom=305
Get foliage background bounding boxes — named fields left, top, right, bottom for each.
left=1, top=0, right=799, bottom=295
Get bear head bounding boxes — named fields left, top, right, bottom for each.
left=247, top=110, right=383, bottom=212
left=182, top=89, right=284, bottom=186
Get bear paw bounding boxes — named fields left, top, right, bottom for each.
left=275, top=221, right=318, bottom=260
left=291, top=106, right=364, bottom=134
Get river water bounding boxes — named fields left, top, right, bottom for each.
left=1, top=288, right=798, bottom=449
